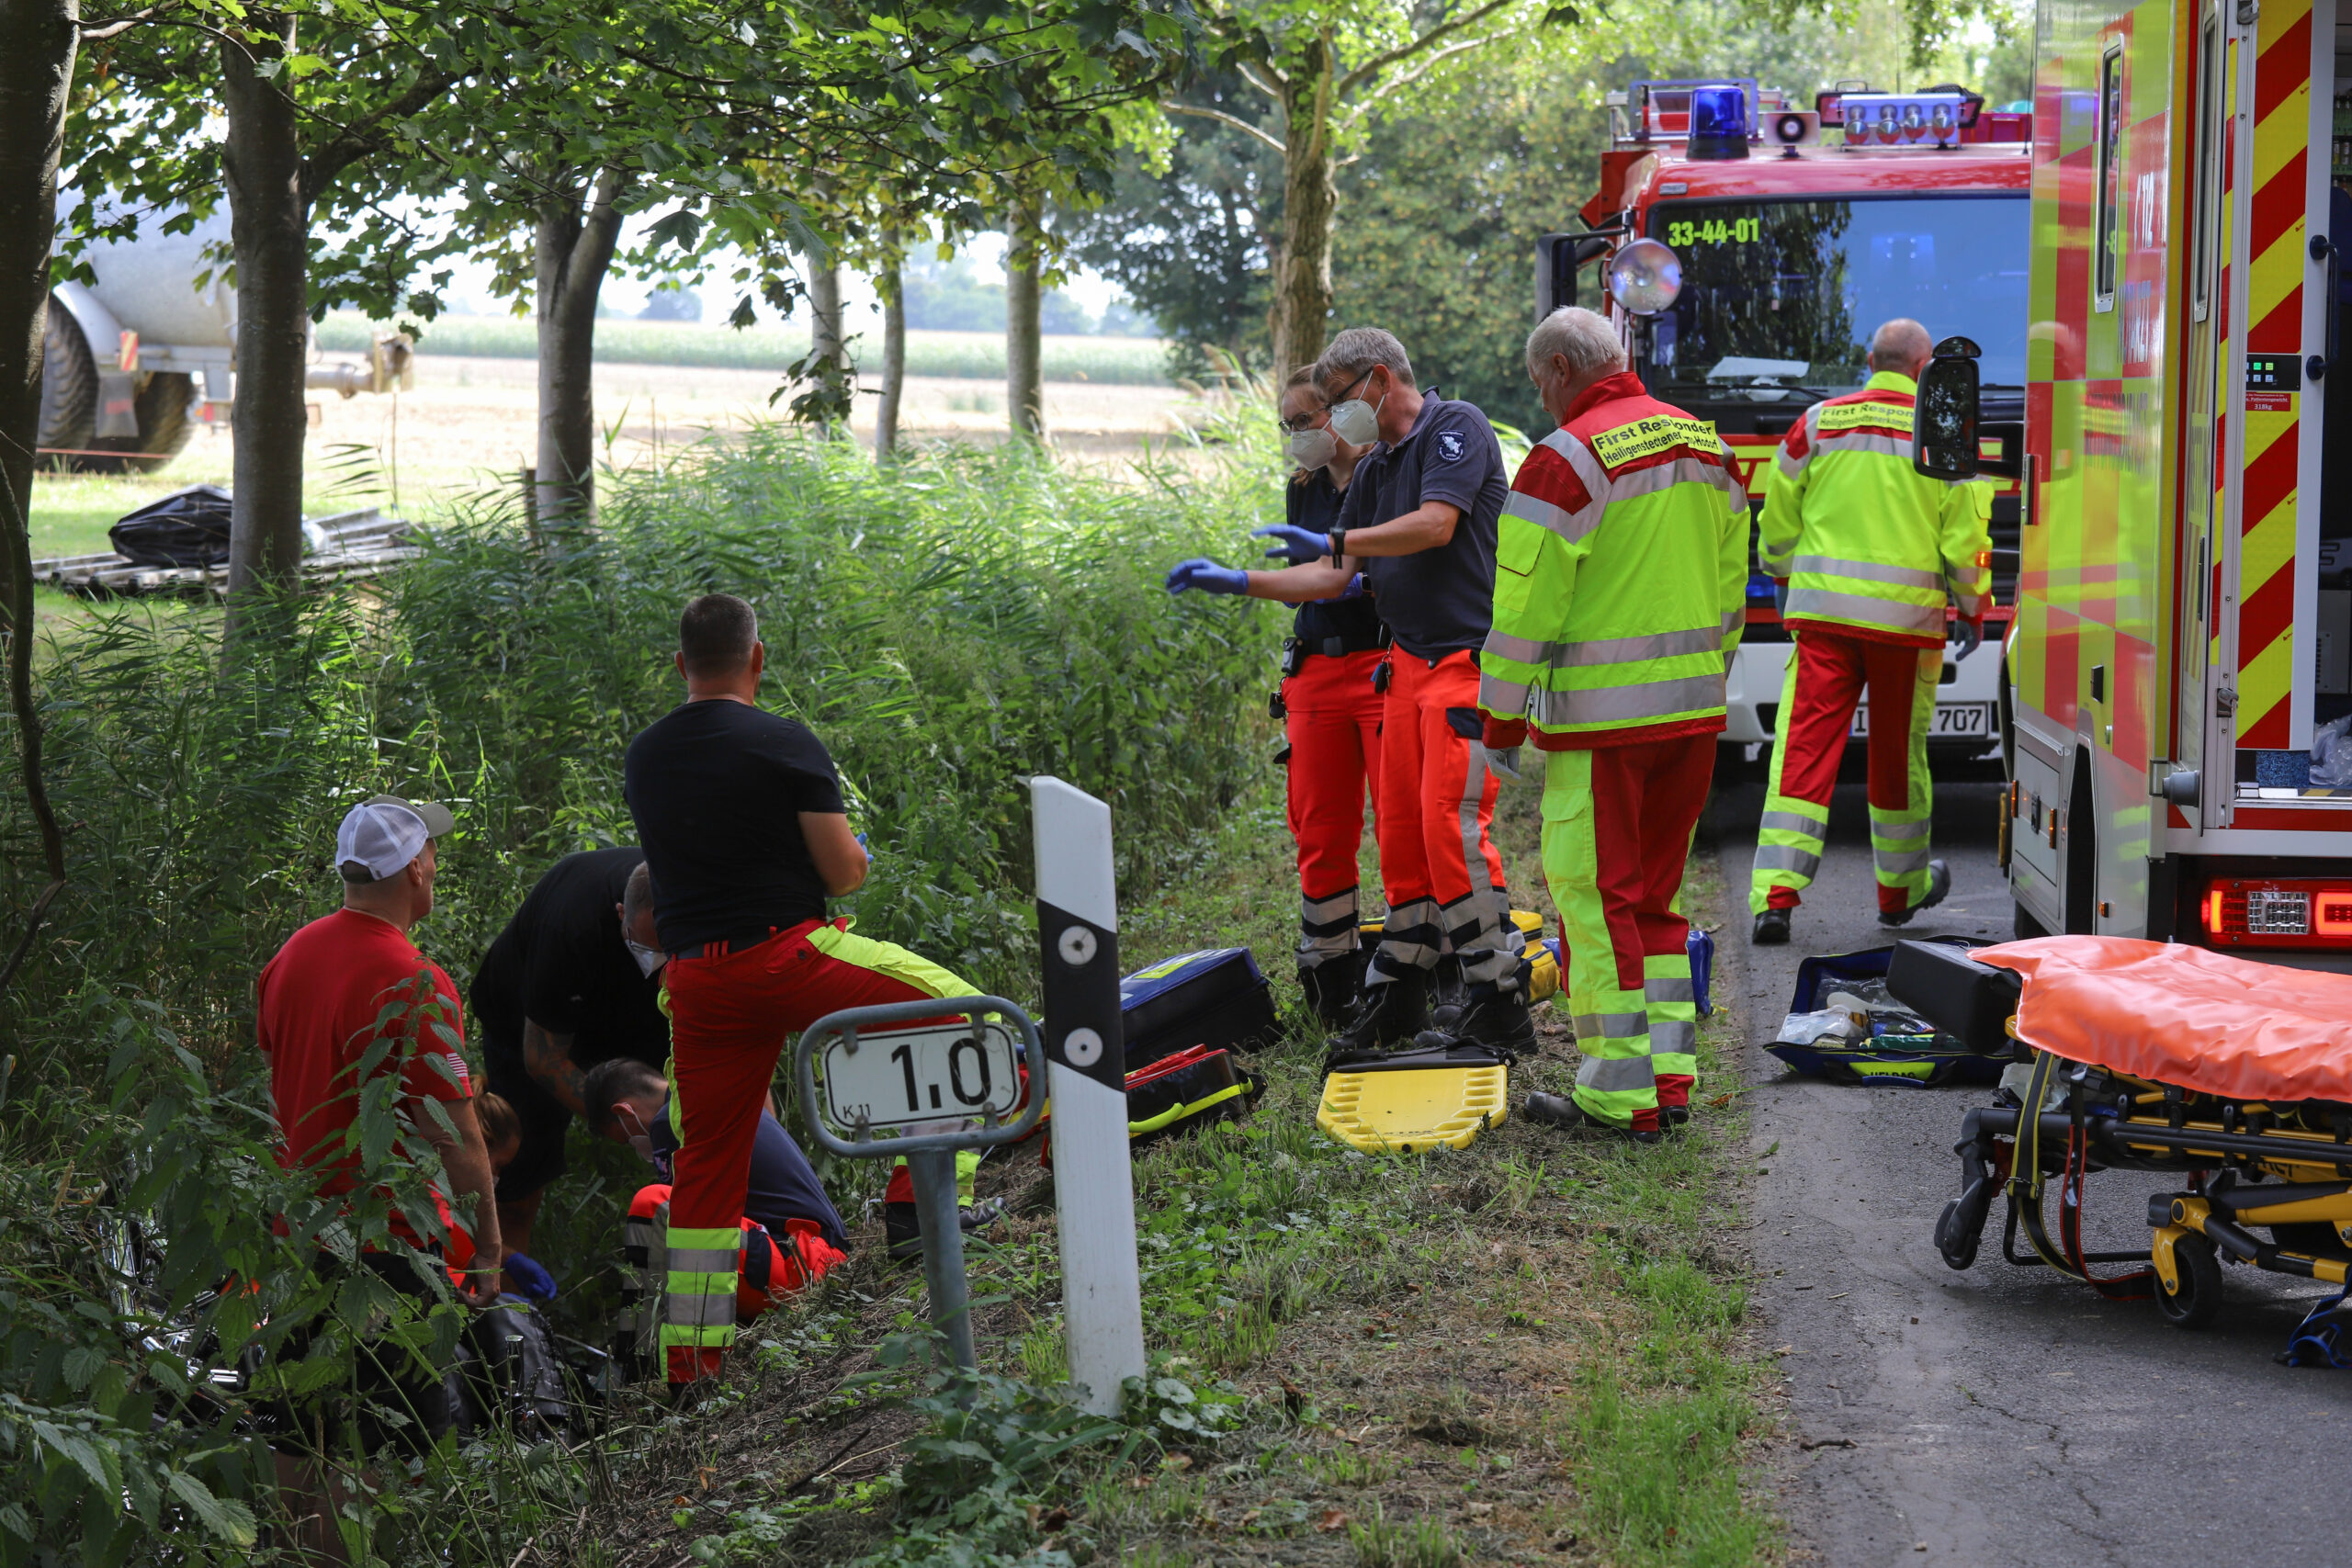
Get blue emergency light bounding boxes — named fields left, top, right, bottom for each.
left=1687, top=82, right=1752, bottom=161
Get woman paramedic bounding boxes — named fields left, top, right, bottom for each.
left=1166, top=366, right=1387, bottom=1027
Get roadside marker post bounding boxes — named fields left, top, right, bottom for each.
left=795, top=998, right=1044, bottom=1373
left=1030, top=776, right=1148, bottom=1416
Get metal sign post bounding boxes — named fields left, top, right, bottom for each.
left=1030, top=776, right=1148, bottom=1415
left=796, top=998, right=1044, bottom=1372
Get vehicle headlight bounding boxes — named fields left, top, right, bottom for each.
left=1607, top=238, right=1683, bottom=316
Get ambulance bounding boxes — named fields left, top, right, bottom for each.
left=1914, top=0, right=2352, bottom=957
left=1543, top=80, right=2034, bottom=774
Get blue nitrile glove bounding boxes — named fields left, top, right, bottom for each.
left=1166, top=558, right=1250, bottom=595
left=1771, top=580, right=1790, bottom=617
left=1319, top=573, right=1368, bottom=603
left=1252, top=523, right=1332, bottom=565
left=502, top=1252, right=557, bottom=1303
left=1953, top=617, right=1984, bottom=661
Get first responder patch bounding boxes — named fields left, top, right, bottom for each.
left=1816, top=400, right=1913, bottom=434
left=1589, top=415, right=1716, bottom=470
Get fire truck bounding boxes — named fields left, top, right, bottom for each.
left=1910, top=0, right=2352, bottom=959
left=1540, top=80, right=2034, bottom=774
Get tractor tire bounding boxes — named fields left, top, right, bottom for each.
left=35, top=295, right=97, bottom=460
left=82, top=371, right=198, bottom=472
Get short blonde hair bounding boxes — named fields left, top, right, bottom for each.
left=1525, top=307, right=1625, bottom=381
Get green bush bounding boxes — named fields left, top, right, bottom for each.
left=314, top=313, right=1172, bottom=385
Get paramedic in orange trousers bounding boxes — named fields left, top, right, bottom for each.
left=1251, top=328, right=1524, bottom=1057
left=1166, top=365, right=1386, bottom=1027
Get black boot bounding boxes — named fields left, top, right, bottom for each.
left=1879, top=859, right=1952, bottom=928
left=1523, top=1091, right=1663, bottom=1145
left=1325, top=968, right=1429, bottom=1066
left=1298, top=963, right=1360, bottom=1031
left=1752, top=908, right=1791, bottom=945
left=1451, top=981, right=1536, bottom=1059
left=884, top=1198, right=1004, bottom=1263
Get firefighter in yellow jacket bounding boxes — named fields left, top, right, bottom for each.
left=1479, top=308, right=1747, bottom=1143
left=1748, top=319, right=1994, bottom=943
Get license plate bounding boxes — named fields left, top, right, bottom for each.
left=820, top=1019, right=1022, bottom=1132
left=1849, top=702, right=1992, bottom=739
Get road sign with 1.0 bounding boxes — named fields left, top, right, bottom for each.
left=820, top=1019, right=1023, bottom=1131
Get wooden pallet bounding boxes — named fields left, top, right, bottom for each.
left=30, top=507, right=422, bottom=600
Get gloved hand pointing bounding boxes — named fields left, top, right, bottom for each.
left=1166, top=558, right=1250, bottom=595
left=1952, top=617, right=1984, bottom=661
left=1251, top=523, right=1332, bottom=566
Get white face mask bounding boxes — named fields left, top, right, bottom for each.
left=1327, top=384, right=1384, bottom=447
left=1287, top=426, right=1337, bottom=469
left=626, top=939, right=667, bottom=978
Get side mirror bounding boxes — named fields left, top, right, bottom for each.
left=1913, top=334, right=1983, bottom=479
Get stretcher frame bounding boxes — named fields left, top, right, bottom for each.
left=1937, top=1041, right=2352, bottom=1326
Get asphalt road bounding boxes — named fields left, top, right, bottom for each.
left=1701, top=769, right=2352, bottom=1566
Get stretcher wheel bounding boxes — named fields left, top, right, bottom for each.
left=2154, top=1234, right=2222, bottom=1330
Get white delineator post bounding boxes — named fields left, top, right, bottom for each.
left=1030, top=776, right=1147, bottom=1415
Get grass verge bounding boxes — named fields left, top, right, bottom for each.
left=552, top=776, right=1781, bottom=1567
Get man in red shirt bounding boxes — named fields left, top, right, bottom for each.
left=257, top=795, right=503, bottom=1303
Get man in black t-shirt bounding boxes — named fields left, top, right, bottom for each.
left=624, top=592, right=978, bottom=1387
left=1254, top=328, right=1525, bottom=1059
left=473, top=848, right=670, bottom=1258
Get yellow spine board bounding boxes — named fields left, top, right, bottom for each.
left=1316, top=1065, right=1510, bottom=1154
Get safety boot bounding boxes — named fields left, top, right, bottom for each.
left=1325, top=968, right=1429, bottom=1064
left=1659, top=1105, right=1691, bottom=1133
left=1523, top=1091, right=1663, bottom=1145
left=1879, top=859, right=1952, bottom=928
left=1450, top=981, right=1535, bottom=1059
left=884, top=1197, right=1003, bottom=1263
left=1298, top=963, right=1360, bottom=1031
left=1752, top=908, right=1791, bottom=945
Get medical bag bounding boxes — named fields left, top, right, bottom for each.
left=1118, top=947, right=1280, bottom=1066
left=1765, top=939, right=2003, bottom=1087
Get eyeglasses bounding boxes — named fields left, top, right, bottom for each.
left=1329, top=367, right=1374, bottom=404
left=1278, top=407, right=1329, bottom=434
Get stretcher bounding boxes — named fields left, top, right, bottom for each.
left=1894, top=937, right=2352, bottom=1338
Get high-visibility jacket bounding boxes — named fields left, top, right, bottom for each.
left=1478, top=372, right=1749, bottom=750
left=1758, top=370, right=1994, bottom=648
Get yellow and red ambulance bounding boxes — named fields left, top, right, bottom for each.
left=1546, top=80, right=2034, bottom=776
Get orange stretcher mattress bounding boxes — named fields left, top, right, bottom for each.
left=1973, top=936, right=2352, bottom=1104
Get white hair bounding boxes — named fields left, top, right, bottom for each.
left=1525, top=307, right=1626, bottom=381
left=1316, top=327, right=1416, bottom=391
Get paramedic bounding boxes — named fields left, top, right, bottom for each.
left=1253, top=328, right=1523, bottom=1057
left=473, top=851, right=670, bottom=1262
left=623, top=592, right=978, bottom=1387
left=1164, top=364, right=1386, bottom=1028
left=583, top=1057, right=848, bottom=1318
left=1478, top=308, right=1747, bottom=1143
left=1747, top=318, right=1993, bottom=943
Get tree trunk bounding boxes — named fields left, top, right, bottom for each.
left=1004, top=201, right=1045, bottom=441
left=220, top=12, right=312, bottom=626
left=1272, top=62, right=1338, bottom=379
left=0, top=0, right=76, bottom=905
left=806, top=249, right=846, bottom=438
left=534, top=166, right=624, bottom=529
left=875, top=244, right=906, bottom=460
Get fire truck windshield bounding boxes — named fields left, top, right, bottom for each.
left=1641, top=193, right=2028, bottom=398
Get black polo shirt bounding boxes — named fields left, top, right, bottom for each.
left=1285, top=468, right=1385, bottom=650
left=1334, top=393, right=1508, bottom=660
left=469, top=848, right=668, bottom=1069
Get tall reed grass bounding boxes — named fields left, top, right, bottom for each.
left=0, top=421, right=1289, bottom=1561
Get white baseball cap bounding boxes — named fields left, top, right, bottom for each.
left=335, top=794, right=456, bottom=880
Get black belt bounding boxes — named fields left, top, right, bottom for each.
left=1285, top=626, right=1389, bottom=664
left=671, top=927, right=785, bottom=961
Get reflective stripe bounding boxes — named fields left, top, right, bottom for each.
left=1648, top=1020, right=1697, bottom=1052
left=1501, top=488, right=1602, bottom=547
left=1875, top=846, right=1934, bottom=875
left=1577, top=1053, right=1657, bottom=1091
left=1783, top=588, right=1944, bottom=637
left=1872, top=816, right=1931, bottom=841
left=1532, top=671, right=1724, bottom=727
left=1810, top=430, right=1910, bottom=459
left=667, top=1246, right=742, bottom=1274
left=1752, top=843, right=1820, bottom=876
left=1758, top=808, right=1826, bottom=836
left=1643, top=976, right=1695, bottom=1004
left=1721, top=606, right=1746, bottom=639
left=1573, top=1010, right=1649, bottom=1041
left=1302, top=886, right=1359, bottom=922
left=1603, top=456, right=1739, bottom=502
left=1791, top=554, right=1942, bottom=590
left=1478, top=671, right=1531, bottom=716
left=1486, top=624, right=1724, bottom=669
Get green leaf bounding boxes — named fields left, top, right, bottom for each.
left=60, top=1347, right=106, bottom=1391
left=164, top=1471, right=259, bottom=1547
